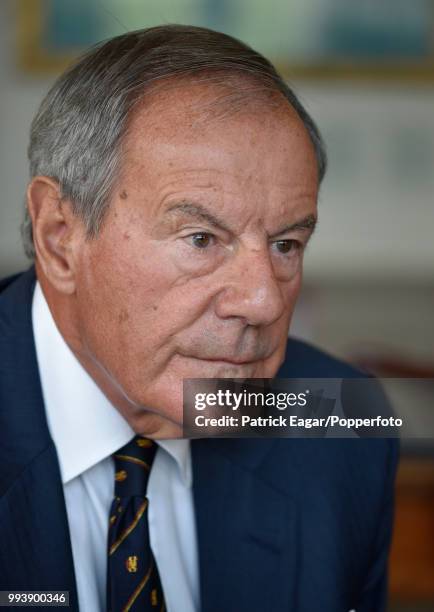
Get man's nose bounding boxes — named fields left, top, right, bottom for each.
left=214, top=248, right=287, bottom=326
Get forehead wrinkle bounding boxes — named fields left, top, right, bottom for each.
left=152, top=173, right=225, bottom=217
left=157, top=167, right=226, bottom=187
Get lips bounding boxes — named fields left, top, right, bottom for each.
left=180, top=353, right=263, bottom=366
left=199, top=357, right=258, bottom=365
left=177, top=347, right=273, bottom=366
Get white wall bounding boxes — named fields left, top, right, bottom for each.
left=299, top=83, right=434, bottom=283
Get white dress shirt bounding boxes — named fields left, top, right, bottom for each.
left=31, top=282, right=199, bottom=612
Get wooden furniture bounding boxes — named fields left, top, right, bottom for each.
left=389, top=458, right=434, bottom=603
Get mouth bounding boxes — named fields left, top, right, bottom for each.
left=179, top=354, right=263, bottom=367
left=199, top=357, right=259, bottom=366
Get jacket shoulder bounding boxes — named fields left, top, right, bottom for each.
left=0, top=268, right=36, bottom=331
left=0, top=271, right=23, bottom=294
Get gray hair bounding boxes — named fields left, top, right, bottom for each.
left=22, top=24, right=327, bottom=259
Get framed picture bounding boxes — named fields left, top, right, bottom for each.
left=18, top=0, right=434, bottom=80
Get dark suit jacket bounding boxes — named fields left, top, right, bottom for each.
left=0, top=268, right=399, bottom=612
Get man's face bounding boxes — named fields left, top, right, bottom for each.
left=72, top=83, right=319, bottom=432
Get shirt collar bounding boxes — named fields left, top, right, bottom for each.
left=31, top=282, right=192, bottom=487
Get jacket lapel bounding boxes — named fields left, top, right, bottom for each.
left=0, top=268, right=79, bottom=609
left=192, top=438, right=298, bottom=612
left=0, top=443, right=79, bottom=609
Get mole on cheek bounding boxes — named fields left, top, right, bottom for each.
left=152, top=305, right=158, bottom=311
left=119, top=190, right=128, bottom=200
left=118, top=309, right=129, bottom=323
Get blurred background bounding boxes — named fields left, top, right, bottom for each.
left=0, top=1, right=433, bottom=609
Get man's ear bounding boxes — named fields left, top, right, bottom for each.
left=27, top=176, right=85, bottom=294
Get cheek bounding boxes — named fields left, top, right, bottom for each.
left=75, top=240, right=214, bottom=380
left=279, top=271, right=303, bottom=317
left=269, top=274, right=303, bottom=349
left=73, top=240, right=164, bottom=381
left=289, top=271, right=303, bottom=308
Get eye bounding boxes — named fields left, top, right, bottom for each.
left=274, top=239, right=300, bottom=254
left=190, top=233, right=214, bottom=249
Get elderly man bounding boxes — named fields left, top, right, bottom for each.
left=0, top=25, right=397, bottom=612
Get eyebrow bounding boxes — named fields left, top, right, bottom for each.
left=164, top=202, right=232, bottom=233
left=164, top=202, right=317, bottom=237
left=271, top=214, right=317, bottom=238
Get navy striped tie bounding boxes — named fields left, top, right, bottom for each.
left=107, top=436, right=166, bottom=612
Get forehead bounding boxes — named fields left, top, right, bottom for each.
left=119, top=79, right=318, bottom=210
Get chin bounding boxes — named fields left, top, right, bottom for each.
left=124, top=356, right=279, bottom=432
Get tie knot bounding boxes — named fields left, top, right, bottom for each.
left=113, top=435, right=157, bottom=497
